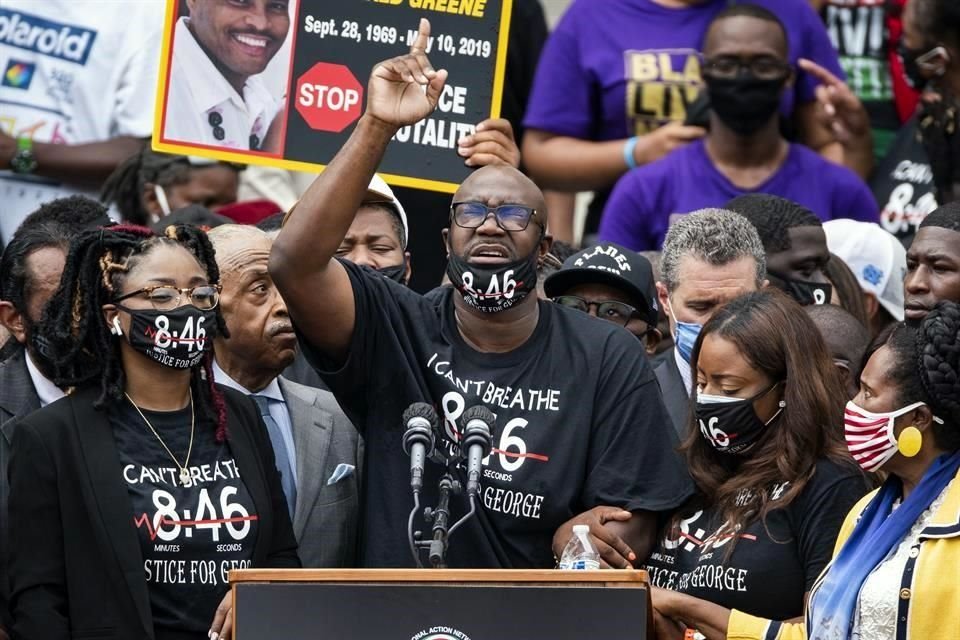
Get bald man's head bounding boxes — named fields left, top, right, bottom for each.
left=806, top=303, right=869, bottom=398
left=443, top=165, right=551, bottom=273
left=454, top=165, right=546, bottom=213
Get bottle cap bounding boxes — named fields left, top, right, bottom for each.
left=573, top=524, right=590, bottom=535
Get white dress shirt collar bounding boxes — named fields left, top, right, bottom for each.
left=212, top=359, right=283, bottom=402
left=24, top=350, right=66, bottom=408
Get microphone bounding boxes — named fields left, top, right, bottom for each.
left=460, top=405, right=495, bottom=498
left=402, top=403, right=438, bottom=493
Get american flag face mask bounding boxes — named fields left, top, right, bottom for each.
left=844, top=400, right=942, bottom=472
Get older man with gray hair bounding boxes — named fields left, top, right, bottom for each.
left=654, top=209, right=768, bottom=438
left=207, top=224, right=361, bottom=568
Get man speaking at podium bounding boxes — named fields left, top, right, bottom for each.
left=271, top=19, right=692, bottom=569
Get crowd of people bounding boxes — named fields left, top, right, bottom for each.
left=1, top=0, right=960, bottom=639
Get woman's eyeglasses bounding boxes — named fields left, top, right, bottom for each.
left=115, top=284, right=222, bottom=311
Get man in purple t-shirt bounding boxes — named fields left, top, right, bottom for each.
left=598, top=5, right=879, bottom=251
left=522, top=0, right=870, bottom=241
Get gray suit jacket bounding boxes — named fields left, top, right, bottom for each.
left=0, top=348, right=41, bottom=629
left=654, top=352, right=691, bottom=441
left=277, top=376, right=361, bottom=568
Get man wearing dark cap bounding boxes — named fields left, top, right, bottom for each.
left=543, top=242, right=661, bottom=355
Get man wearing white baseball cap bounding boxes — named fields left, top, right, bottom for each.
left=285, top=173, right=413, bottom=285
left=341, top=174, right=412, bottom=285
left=823, top=219, right=906, bottom=339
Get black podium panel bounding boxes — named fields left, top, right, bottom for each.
left=235, top=582, right=647, bottom=639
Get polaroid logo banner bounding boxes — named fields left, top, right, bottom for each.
left=0, top=9, right=97, bottom=65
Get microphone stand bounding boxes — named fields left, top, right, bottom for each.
left=408, top=459, right=478, bottom=568
left=428, top=473, right=455, bottom=568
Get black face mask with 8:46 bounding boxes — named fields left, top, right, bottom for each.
left=118, top=304, right=216, bottom=369
left=445, top=251, right=539, bottom=314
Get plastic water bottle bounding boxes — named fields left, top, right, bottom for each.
left=557, top=524, right=600, bottom=570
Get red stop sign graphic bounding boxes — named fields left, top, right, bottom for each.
left=295, top=63, right=364, bottom=133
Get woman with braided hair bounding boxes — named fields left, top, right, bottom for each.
left=100, top=146, right=241, bottom=226
left=7, top=224, right=299, bottom=640
left=657, top=301, right=960, bottom=639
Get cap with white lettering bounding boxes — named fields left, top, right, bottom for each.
left=543, top=242, right=659, bottom=326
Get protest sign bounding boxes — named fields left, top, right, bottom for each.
left=153, top=0, right=512, bottom=193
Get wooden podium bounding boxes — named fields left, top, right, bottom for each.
left=230, top=569, right=652, bottom=639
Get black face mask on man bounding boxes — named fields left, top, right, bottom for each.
left=114, top=304, right=216, bottom=369
left=766, top=272, right=832, bottom=306
left=705, top=73, right=788, bottom=136
left=446, top=250, right=539, bottom=314
left=378, top=255, right=408, bottom=285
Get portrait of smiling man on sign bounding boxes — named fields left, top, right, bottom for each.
left=163, top=0, right=294, bottom=153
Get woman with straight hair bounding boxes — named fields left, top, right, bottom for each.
left=646, top=289, right=868, bottom=634
left=654, top=301, right=960, bottom=639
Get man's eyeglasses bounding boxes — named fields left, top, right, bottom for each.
left=451, top=201, right=541, bottom=232
left=553, top=295, right=638, bottom=327
left=702, top=56, right=791, bottom=81
left=115, top=285, right=222, bottom=311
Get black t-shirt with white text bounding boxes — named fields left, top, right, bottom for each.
left=300, top=261, right=694, bottom=568
left=110, top=402, right=258, bottom=634
left=645, top=458, right=868, bottom=621
left=871, top=116, right=939, bottom=246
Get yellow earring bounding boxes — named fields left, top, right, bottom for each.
left=898, top=426, right=923, bottom=458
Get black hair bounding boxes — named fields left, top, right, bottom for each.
left=255, top=212, right=286, bottom=233
left=880, top=302, right=960, bottom=451
left=549, top=240, right=578, bottom=263
left=39, top=224, right=231, bottom=440
left=100, top=147, right=241, bottom=226
left=19, top=195, right=112, bottom=231
left=912, top=0, right=960, bottom=49
left=726, top=194, right=821, bottom=253
left=1, top=196, right=110, bottom=307
left=708, top=3, right=789, bottom=51
left=919, top=201, right=960, bottom=232
left=0, top=196, right=111, bottom=359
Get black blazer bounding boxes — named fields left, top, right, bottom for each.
left=654, top=352, right=692, bottom=440
left=7, top=384, right=300, bottom=640
left=0, top=347, right=41, bottom=632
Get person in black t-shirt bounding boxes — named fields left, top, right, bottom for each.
left=7, top=224, right=298, bottom=640
left=271, top=19, right=693, bottom=570
left=647, top=290, right=869, bottom=636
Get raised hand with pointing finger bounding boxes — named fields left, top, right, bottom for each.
left=366, top=18, right=449, bottom=129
